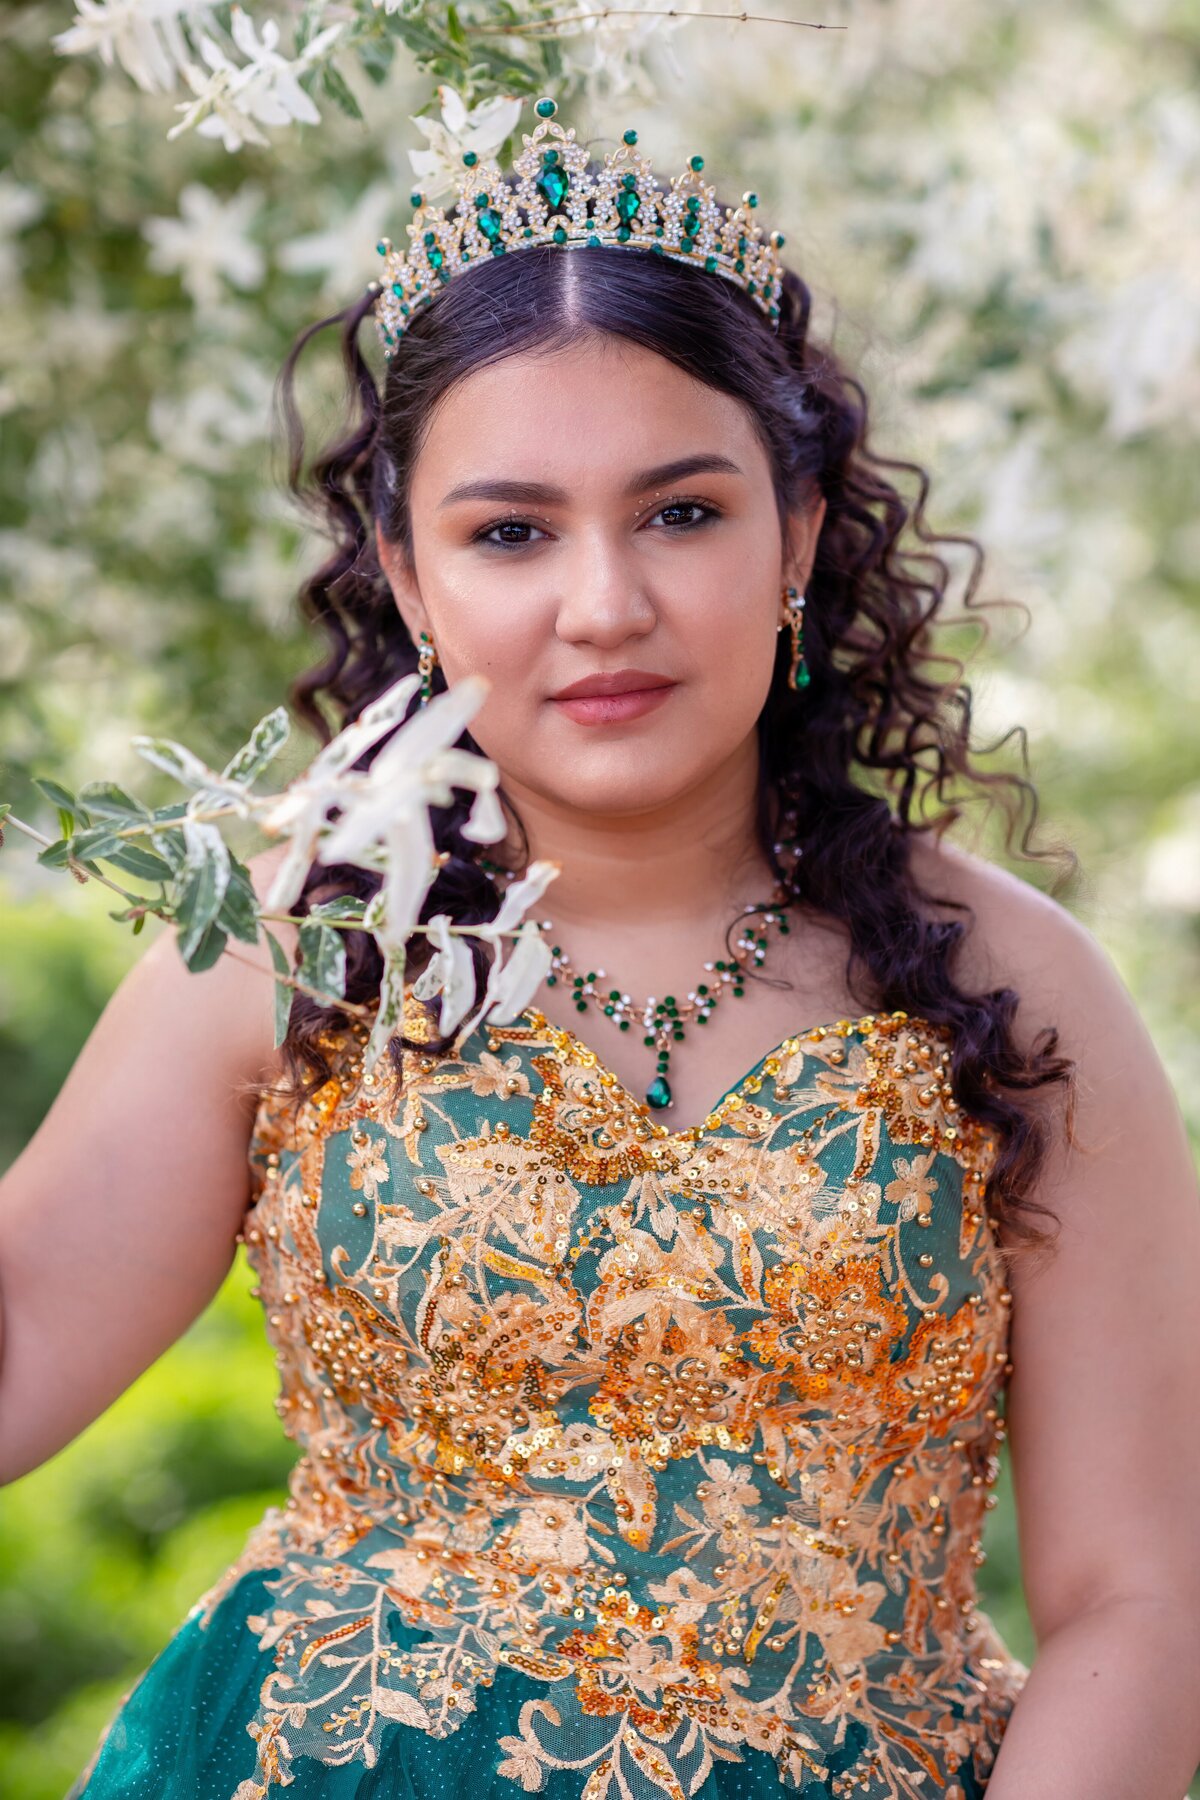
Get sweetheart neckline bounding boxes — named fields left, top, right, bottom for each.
left=513, top=1004, right=941, bottom=1148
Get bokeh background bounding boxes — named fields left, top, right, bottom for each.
left=2, top=0, right=1199, bottom=1792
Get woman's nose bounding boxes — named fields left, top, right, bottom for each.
left=552, top=537, right=657, bottom=648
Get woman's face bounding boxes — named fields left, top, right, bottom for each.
left=377, top=331, right=825, bottom=821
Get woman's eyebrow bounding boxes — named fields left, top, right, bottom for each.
left=437, top=453, right=744, bottom=510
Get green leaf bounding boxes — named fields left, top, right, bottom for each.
left=175, top=821, right=231, bottom=963
left=264, top=929, right=294, bottom=1049
left=321, top=61, right=364, bottom=122
left=357, top=34, right=396, bottom=83
left=217, top=856, right=262, bottom=946
left=298, top=918, right=347, bottom=1002
left=32, top=776, right=79, bottom=815
left=77, top=780, right=151, bottom=822
left=35, top=836, right=72, bottom=869
left=183, top=918, right=229, bottom=973
left=309, top=895, right=367, bottom=923
left=130, top=734, right=223, bottom=793
left=69, top=823, right=131, bottom=862
left=100, top=842, right=177, bottom=883
left=219, top=706, right=290, bottom=788
left=364, top=946, right=405, bottom=1075
left=447, top=3, right=466, bottom=46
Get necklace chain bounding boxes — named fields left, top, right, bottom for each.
left=480, top=816, right=802, bottom=1112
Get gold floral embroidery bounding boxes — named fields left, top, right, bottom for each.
left=200, top=996, right=1026, bottom=1800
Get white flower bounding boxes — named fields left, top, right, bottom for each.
left=412, top=912, right=477, bottom=1036
left=167, top=5, right=343, bottom=152
left=143, top=181, right=265, bottom=309
left=453, top=917, right=552, bottom=1048
left=416, top=860, right=559, bottom=1040
left=0, top=174, right=45, bottom=299
left=259, top=670, right=501, bottom=962
left=276, top=180, right=394, bottom=300
left=407, top=84, right=523, bottom=201
left=559, top=0, right=688, bottom=104
left=52, top=0, right=206, bottom=95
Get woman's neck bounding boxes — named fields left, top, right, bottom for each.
left=493, top=752, right=781, bottom=934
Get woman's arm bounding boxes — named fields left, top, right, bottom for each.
left=0, top=847, right=297, bottom=1486
left=926, top=843, right=1200, bottom=1799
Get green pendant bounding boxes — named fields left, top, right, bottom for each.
left=646, top=1074, right=672, bottom=1109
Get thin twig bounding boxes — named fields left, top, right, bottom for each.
left=470, top=6, right=844, bottom=35
left=3, top=813, right=146, bottom=903
left=218, top=944, right=378, bottom=1022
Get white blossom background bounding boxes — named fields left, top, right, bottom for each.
left=0, top=1, right=1198, bottom=1791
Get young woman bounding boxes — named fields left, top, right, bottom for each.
left=3, top=104, right=1199, bottom=1800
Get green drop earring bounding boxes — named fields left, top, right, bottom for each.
left=781, top=585, right=810, bottom=691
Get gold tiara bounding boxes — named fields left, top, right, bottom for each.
left=367, top=96, right=786, bottom=359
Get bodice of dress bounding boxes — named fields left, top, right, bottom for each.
left=202, top=989, right=1029, bottom=1800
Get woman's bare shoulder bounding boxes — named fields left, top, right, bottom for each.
left=905, top=828, right=1130, bottom=1065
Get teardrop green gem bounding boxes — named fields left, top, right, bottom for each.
left=537, top=165, right=570, bottom=211
left=646, top=1074, right=672, bottom=1109
left=616, top=188, right=641, bottom=225
left=476, top=206, right=504, bottom=242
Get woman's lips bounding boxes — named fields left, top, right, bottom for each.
left=549, top=683, right=676, bottom=726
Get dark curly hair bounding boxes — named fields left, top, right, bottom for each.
left=267, top=168, right=1078, bottom=1258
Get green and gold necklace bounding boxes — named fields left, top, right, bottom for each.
left=480, top=827, right=801, bottom=1111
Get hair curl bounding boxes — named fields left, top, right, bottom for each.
left=267, top=168, right=1078, bottom=1258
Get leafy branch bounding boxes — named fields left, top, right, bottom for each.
left=0, top=673, right=557, bottom=1077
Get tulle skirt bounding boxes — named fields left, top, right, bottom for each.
left=66, top=1566, right=993, bottom=1799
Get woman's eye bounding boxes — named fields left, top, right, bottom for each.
left=653, top=499, right=718, bottom=530
left=473, top=498, right=719, bottom=550
left=474, top=518, right=547, bottom=549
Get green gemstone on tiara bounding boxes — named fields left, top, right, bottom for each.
left=690, top=155, right=704, bottom=171
left=535, top=96, right=557, bottom=118
left=537, top=164, right=569, bottom=210
left=705, top=255, right=717, bottom=272
left=376, top=239, right=388, bottom=255
left=623, top=128, right=638, bottom=145
left=409, top=191, right=422, bottom=208
left=477, top=206, right=504, bottom=241
left=462, top=150, right=478, bottom=167
left=745, top=192, right=759, bottom=207
left=616, top=188, right=640, bottom=225
left=552, top=226, right=567, bottom=243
